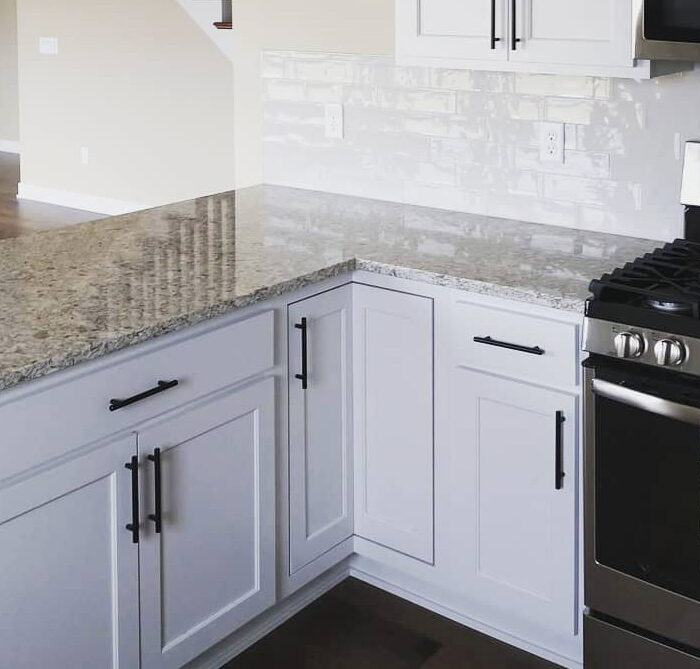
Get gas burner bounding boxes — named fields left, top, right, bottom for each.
left=645, top=298, right=694, bottom=314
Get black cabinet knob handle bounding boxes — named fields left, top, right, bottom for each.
left=109, top=379, right=179, bottom=412
left=473, top=336, right=545, bottom=356
left=555, top=411, right=566, bottom=491
left=295, top=318, right=308, bottom=390
left=124, top=456, right=139, bottom=543
left=147, top=448, right=163, bottom=533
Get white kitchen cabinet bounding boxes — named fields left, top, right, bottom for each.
left=447, top=367, right=578, bottom=646
left=397, top=0, right=642, bottom=75
left=353, top=285, right=434, bottom=563
left=510, top=0, right=633, bottom=67
left=397, top=0, right=508, bottom=63
left=0, top=434, right=140, bottom=669
left=138, top=379, right=276, bottom=669
left=288, top=286, right=354, bottom=573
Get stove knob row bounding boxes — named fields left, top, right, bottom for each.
left=613, top=331, right=645, bottom=359
left=653, top=338, right=687, bottom=367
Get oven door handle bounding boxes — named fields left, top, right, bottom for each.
left=592, top=379, right=700, bottom=427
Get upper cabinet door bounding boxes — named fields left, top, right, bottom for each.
left=138, top=380, right=275, bottom=669
left=353, top=285, right=434, bottom=563
left=0, top=434, right=140, bottom=669
left=510, top=0, right=634, bottom=67
left=446, top=368, right=578, bottom=649
left=397, top=0, right=509, bottom=63
left=288, top=286, right=354, bottom=573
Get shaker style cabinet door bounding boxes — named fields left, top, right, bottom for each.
left=0, top=434, right=140, bottom=669
left=447, top=368, right=578, bottom=646
left=397, top=0, right=509, bottom=63
left=138, top=379, right=275, bottom=669
left=353, top=285, right=434, bottom=563
left=288, top=286, right=354, bottom=573
left=509, top=0, right=634, bottom=67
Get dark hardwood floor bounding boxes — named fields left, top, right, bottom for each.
left=0, top=151, right=103, bottom=239
left=226, top=579, right=560, bottom=669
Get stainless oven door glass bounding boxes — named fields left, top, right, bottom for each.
left=592, top=366, right=700, bottom=603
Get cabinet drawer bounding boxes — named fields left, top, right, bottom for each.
left=453, top=301, right=578, bottom=388
left=0, top=310, right=274, bottom=483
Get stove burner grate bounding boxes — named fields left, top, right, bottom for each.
left=589, top=239, right=700, bottom=319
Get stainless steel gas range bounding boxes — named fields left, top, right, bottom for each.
left=583, top=240, right=700, bottom=667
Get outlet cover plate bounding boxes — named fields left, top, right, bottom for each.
left=540, top=122, right=565, bottom=164
left=324, top=104, right=344, bottom=140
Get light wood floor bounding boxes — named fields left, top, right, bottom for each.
left=0, top=152, right=104, bottom=239
left=227, top=579, right=558, bottom=668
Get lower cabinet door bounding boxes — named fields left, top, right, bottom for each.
left=288, top=286, right=354, bottom=572
left=138, top=379, right=276, bottom=669
left=447, top=368, right=578, bottom=644
left=353, top=285, right=434, bottom=563
left=0, top=434, right=140, bottom=669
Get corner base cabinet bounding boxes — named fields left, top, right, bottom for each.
left=138, top=379, right=276, bottom=669
left=352, top=285, right=435, bottom=563
left=288, top=286, right=354, bottom=574
left=447, top=367, right=578, bottom=651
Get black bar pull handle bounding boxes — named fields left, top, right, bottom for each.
left=555, top=411, right=566, bottom=490
left=490, top=0, right=501, bottom=49
left=125, top=456, right=139, bottom=543
left=511, top=0, right=521, bottom=50
left=147, top=448, right=162, bottom=533
left=109, top=379, right=179, bottom=412
left=473, top=336, right=545, bottom=356
left=295, top=317, right=308, bottom=390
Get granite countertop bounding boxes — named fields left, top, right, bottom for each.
left=0, top=185, right=659, bottom=392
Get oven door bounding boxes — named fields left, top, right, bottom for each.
left=634, top=0, right=700, bottom=60
left=585, top=358, right=700, bottom=649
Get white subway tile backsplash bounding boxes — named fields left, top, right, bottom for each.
left=515, top=73, right=595, bottom=99
left=262, top=50, right=700, bottom=240
left=378, top=88, right=457, bottom=114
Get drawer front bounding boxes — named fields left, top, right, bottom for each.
left=0, top=310, right=275, bottom=483
left=453, top=301, right=578, bottom=388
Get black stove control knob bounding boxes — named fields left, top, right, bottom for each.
left=653, top=339, right=686, bottom=366
left=614, top=332, right=644, bottom=359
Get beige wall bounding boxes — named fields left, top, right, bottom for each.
left=0, top=0, right=19, bottom=143
left=17, top=0, right=235, bottom=208
left=232, top=0, right=394, bottom=187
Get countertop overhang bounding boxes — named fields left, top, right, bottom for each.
left=0, top=185, right=658, bottom=392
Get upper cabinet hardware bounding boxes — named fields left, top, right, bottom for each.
left=109, top=379, right=179, bottom=412
left=147, top=448, right=163, bottom=533
left=490, top=0, right=501, bottom=50
left=511, top=0, right=521, bottom=50
left=125, top=456, right=139, bottom=543
left=473, top=336, right=545, bottom=356
left=555, top=411, right=566, bottom=490
left=295, top=318, right=309, bottom=390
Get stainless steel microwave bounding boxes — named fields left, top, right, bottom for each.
left=634, top=0, right=700, bottom=60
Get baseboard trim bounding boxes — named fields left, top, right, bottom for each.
left=0, top=139, right=20, bottom=154
left=17, top=183, right=148, bottom=216
left=190, top=564, right=351, bottom=668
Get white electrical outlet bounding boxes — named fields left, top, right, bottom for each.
left=324, top=104, right=344, bottom=140
left=540, top=122, right=565, bottom=164
left=39, top=37, right=59, bottom=55
left=81, top=147, right=89, bottom=165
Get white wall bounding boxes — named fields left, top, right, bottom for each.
left=0, top=0, right=19, bottom=146
left=262, top=51, right=700, bottom=241
left=232, top=0, right=393, bottom=188
left=17, top=0, right=235, bottom=211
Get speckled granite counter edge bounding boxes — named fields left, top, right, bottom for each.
left=0, top=257, right=585, bottom=393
